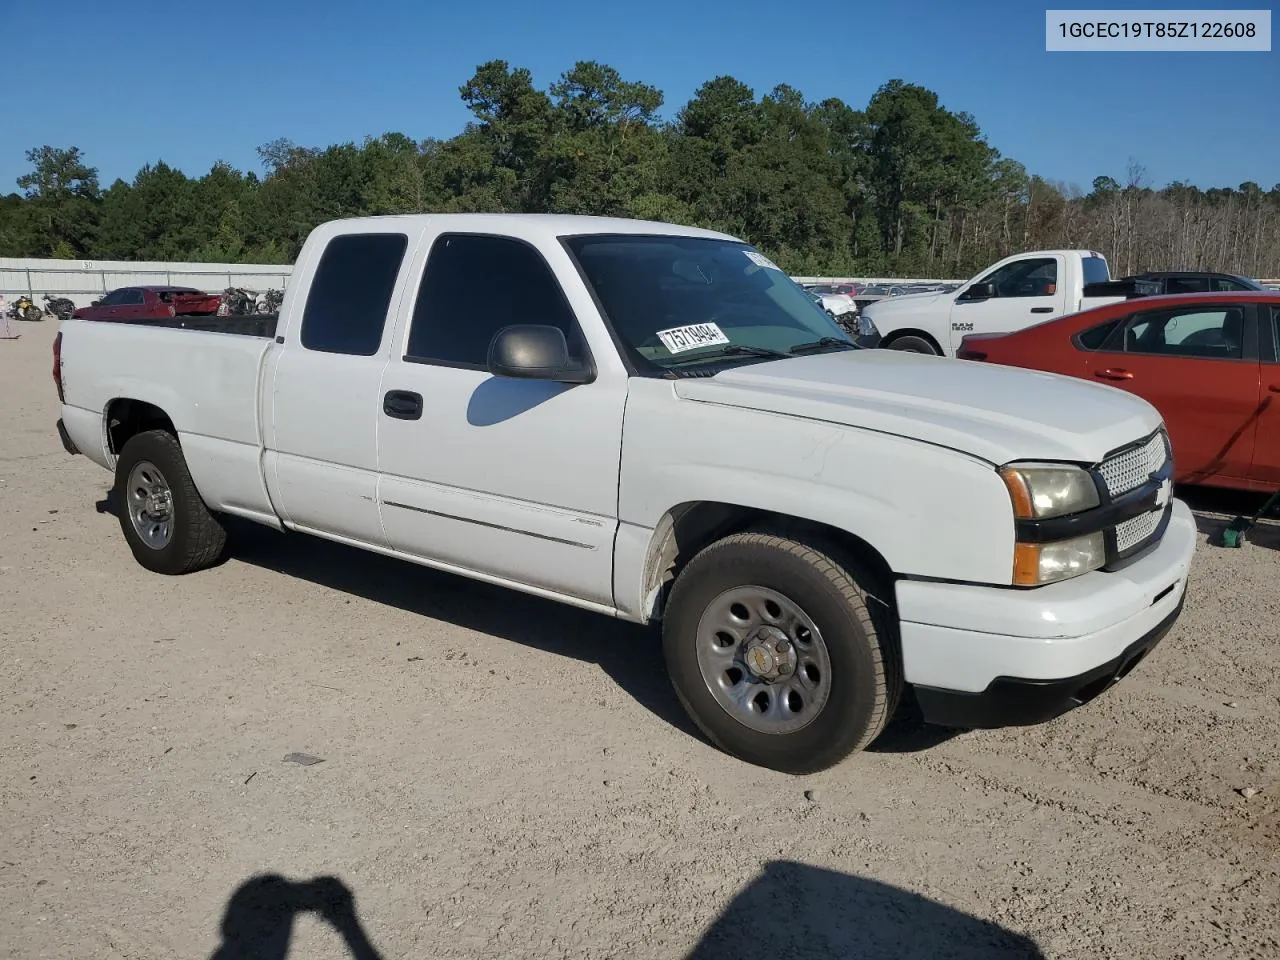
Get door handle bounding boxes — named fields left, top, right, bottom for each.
left=1095, top=368, right=1134, bottom=381
left=382, top=390, right=423, bottom=420
left=1030, top=307, right=1053, bottom=313
left=1269, top=384, right=1280, bottom=394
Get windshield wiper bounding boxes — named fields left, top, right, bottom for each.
left=664, top=344, right=792, bottom=365
left=788, top=336, right=856, bottom=355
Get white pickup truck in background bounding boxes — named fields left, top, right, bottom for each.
left=53, top=214, right=1195, bottom=773
left=861, top=249, right=1158, bottom=356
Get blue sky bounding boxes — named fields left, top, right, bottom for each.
left=2, top=0, right=1275, bottom=193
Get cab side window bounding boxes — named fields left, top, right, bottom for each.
left=299, top=233, right=408, bottom=356
left=405, top=233, right=588, bottom=368
left=977, top=257, right=1058, bottom=298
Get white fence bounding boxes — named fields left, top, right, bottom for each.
left=0, top=257, right=293, bottom=309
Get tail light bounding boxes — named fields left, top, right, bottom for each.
left=52, top=331, right=65, bottom=403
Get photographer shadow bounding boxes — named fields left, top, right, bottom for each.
left=209, top=874, right=382, bottom=960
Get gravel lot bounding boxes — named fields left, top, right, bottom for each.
left=1, top=319, right=1277, bottom=959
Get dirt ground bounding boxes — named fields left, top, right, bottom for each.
left=1, top=319, right=1277, bottom=960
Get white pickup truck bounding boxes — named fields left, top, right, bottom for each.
left=53, top=214, right=1196, bottom=774
left=862, top=249, right=1154, bottom=356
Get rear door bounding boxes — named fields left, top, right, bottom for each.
left=375, top=230, right=626, bottom=607
left=1085, top=301, right=1261, bottom=484
left=948, top=255, right=1068, bottom=351
left=263, top=227, right=420, bottom=546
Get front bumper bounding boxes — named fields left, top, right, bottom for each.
left=913, top=592, right=1183, bottom=727
left=56, top=417, right=80, bottom=456
left=896, top=498, right=1196, bottom=729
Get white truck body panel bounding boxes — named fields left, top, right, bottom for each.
left=55, top=212, right=1195, bottom=742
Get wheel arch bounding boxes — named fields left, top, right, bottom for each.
left=883, top=328, right=944, bottom=354
left=637, top=500, right=897, bottom=624
left=105, top=398, right=177, bottom=459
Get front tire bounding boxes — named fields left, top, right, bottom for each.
left=114, top=430, right=227, bottom=575
left=885, top=334, right=939, bottom=355
left=662, top=529, right=902, bottom=774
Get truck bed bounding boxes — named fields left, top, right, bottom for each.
left=104, top=313, right=279, bottom=338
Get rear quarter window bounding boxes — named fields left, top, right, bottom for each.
left=1082, top=257, right=1110, bottom=287
left=300, top=233, right=409, bottom=356
left=1076, top=319, right=1121, bottom=350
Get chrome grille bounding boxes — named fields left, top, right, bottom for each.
left=1099, top=431, right=1169, bottom=498
left=1114, top=509, right=1162, bottom=553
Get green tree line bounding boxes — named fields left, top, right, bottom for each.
left=2, top=60, right=1278, bottom=278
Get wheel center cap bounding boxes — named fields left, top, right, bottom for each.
left=743, top=627, right=797, bottom=682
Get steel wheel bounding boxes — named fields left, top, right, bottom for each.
left=126, top=460, right=174, bottom=550
left=696, top=585, right=833, bottom=735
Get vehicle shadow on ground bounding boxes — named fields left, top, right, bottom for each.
left=686, top=860, right=1045, bottom=959
left=94, top=491, right=965, bottom=755
left=208, top=874, right=383, bottom=960
left=224, top=514, right=705, bottom=744
left=1177, top=485, right=1280, bottom=551
left=868, top=692, right=966, bottom=754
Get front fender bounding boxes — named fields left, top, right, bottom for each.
left=614, top=381, right=1017, bottom=619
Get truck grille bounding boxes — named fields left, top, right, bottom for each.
left=1099, top=430, right=1170, bottom=498
left=1097, top=428, right=1172, bottom=561
left=1114, top=509, right=1162, bottom=553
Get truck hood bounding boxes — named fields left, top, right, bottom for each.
left=672, top=349, right=1161, bottom=465
left=863, top=292, right=945, bottom=316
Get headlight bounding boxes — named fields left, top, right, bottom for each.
left=857, top=314, right=878, bottom=337
left=1001, top=463, right=1105, bottom=586
left=1013, top=532, right=1106, bottom=586
left=999, top=463, right=1100, bottom=519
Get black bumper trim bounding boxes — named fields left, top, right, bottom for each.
left=56, top=418, right=80, bottom=456
left=912, top=591, right=1185, bottom=730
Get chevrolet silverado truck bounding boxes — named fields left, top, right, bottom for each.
left=862, top=249, right=1159, bottom=357
left=53, top=214, right=1196, bottom=774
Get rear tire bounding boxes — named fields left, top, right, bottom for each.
left=885, top=334, right=938, bottom=355
left=662, top=529, right=902, bottom=774
left=114, top=429, right=227, bottom=575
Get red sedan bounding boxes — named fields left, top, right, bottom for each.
left=73, top=285, right=221, bottom=322
left=957, top=291, right=1280, bottom=492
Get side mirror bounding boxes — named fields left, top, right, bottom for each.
left=961, top=281, right=996, bottom=301
left=487, top=325, right=594, bottom=384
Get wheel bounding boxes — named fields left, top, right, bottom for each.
left=885, top=334, right=938, bottom=355
left=662, top=529, right=902, bottom=774
left=113, top=429, right=227, bottom=575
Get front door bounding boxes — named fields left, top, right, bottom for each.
left=949, top=255, right=1068, bottom=351
left=263, top=227, right=419, bottom=546
left=376, top=231, right=626, bottom=607
left=1087, top=301, right=1261, bottom=485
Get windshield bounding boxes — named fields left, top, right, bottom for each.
left=563, top=234, right=852, bottom=371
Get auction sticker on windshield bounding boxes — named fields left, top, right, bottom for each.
left=656, top=322, right=731, bottom=354
left=744, top=251, right=782, bottom=271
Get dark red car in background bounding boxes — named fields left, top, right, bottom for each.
left=957, top=291, right=1280, bottom=492
left=73, top=285, right=221, bottom=322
